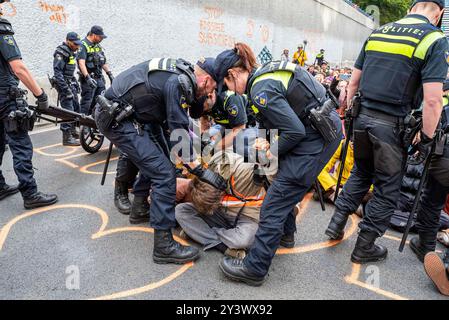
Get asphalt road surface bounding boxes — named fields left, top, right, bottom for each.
left=0, top=127, right=447, bottom=300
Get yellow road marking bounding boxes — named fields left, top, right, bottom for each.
left=0, top=204, right=193, bottom=300
left=34, top=143, right=80, bottom=157
left=345, top=264, right=409, bottom=300
left=277, top=215, right=359, bottom=255
left=79, top=157, right=119, bottom=175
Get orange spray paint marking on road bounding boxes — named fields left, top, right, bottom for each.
left=0, top=204, right=194, bottom=300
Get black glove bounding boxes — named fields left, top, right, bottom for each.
left=189, top=165, right=227, bottom=191
left=35, top=90, right=49, bottom=111
left=107, top=71, right=114, bottom=83
left=409, top=131, right=434, bottom=165
left=86, top=75, right=98, bottom=89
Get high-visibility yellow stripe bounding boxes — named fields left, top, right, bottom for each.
left=443, top=96, right=449, bottom=106
left=414, top=31, right=445, bottom=60
left=396, top=17, right=427, bottom=25
left=251, top=105, right=260, bottom=115
left=215, top=119, right=230, bottom=124
left=370, top=33, right=420, bottom=44
left=252, top=70, right=293, bottom=90
left=365, top=40, right=415, bottom=58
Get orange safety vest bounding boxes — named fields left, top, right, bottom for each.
left=221, top=176, right=265, bottom=208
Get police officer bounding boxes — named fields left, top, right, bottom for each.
left=95, top=57, right=226, bottom=265
left=78, top=26, right=113, bottom=115
left=114, top=124, right=170, bottom=225
left=216, top=43, right=342, bottom=286
left=196, top=57, right=248, bottom=154
left=325, top=0, right=448, bottom=264
left=0, top=0, right=57, bottom=209
left=411, top=80, right=449, bottom=264
left=315, top=49, right=325, bottom=66
left=52, top=32, right=82, bottom=146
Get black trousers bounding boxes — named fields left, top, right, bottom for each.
left=0, top=95, right=37, bottom=197
left=335, top=108, right=407, bottom=236
left=416, top=142, right=449, bottom=238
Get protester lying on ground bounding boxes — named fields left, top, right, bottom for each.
left=175, top=149, right=275, bottom=259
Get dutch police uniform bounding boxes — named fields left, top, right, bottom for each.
left=326, top=2, right=449, bottom=264
left=0, top=16, right=38, bottom=198
left=94, top=58, right=222, bottom=264
left=0, top=15, right=57, bottom=208
left=216, top=55, right=343, bottom=282
left=52, top=32, right=81, bottom=145
left=210, top=90, right=248, bottom=129
left=78, top=27, right=108, bottom=115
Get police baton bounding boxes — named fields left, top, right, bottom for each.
left=315, top=180, right=326, bottom=211
left=331, top=91, right=351, bottom=204
left=101, top=142, right=114, bottom=186
left=399, top=145, right=434, bottom=252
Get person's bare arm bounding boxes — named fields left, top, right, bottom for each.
left=422, top=82, right=444, bottom=138
left=9, top=59, right=43, bottom=96
left=78, top=59, right=89, bottom=77
left=346, top=68, right=362, bottom=107
left=102, top=63, right=111, bottom=73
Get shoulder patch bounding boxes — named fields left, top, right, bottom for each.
left=3, top=35, right=15, bottom=46
left=446, top=50, right=449, bottom=65
left=254, top=92, right=268, bottom=109
left=227, top=104, right=239, bottom=117
left=180, top=95, right=189, bottom=109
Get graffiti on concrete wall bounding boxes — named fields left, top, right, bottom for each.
left=0, top=2, right=17, bottom=17
left=246, top=19, right=271, bottom=44
left=198, top=6, right=236, bottom=47
left=38, top=1, right=68, bottom=25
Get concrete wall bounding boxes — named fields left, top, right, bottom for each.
left=1, top=0, right=375, bottom=97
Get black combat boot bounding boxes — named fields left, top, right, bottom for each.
left=219, top=257, right=266, bottom=287
left=62, top=131, right=80, bottom=147
left=71, top=127, right=80, bottom=139
left=0, top=184, right=19, bottom=201
left=114, top=180, right=131, bottom=215
left=129, top=196, right=150, bottom=225
left=24, top=192, right=58, bottom=210
left=280, top=233, right=295, bottom=248
left=153, top=230, right=200, bottom=265
left=351, top=230, right=388, bottom=264
left=410, top=234, right=436, bottom=263
left=325, top=210, right=351, bottom=240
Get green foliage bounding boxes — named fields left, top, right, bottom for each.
left=353, top=0, right=414, bottom=25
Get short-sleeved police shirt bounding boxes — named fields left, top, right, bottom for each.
left=355, top=14, right=449, bottom=116
left=0, top=33, right=21, bottom=88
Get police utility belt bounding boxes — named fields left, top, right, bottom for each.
left=96, top=95, right=135, bottom=130
left=2, top=87, right=37, bottom=133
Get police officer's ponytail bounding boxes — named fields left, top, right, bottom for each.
left=233, top=43, right=258, bottom=72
